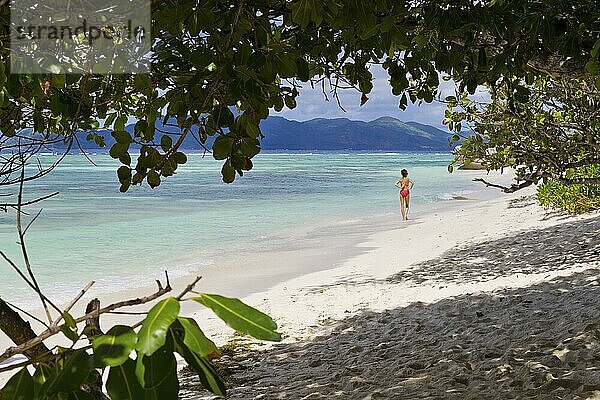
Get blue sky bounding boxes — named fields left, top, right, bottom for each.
left=275, top=65, right=479, bottom=129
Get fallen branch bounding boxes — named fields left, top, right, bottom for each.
left=0, top=277, right=171, bottom=364
left=473, top=177, right=536, bottom=193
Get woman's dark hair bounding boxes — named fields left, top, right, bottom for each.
left=401, top=169, right=408, bottom=177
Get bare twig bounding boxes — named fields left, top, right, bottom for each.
left=22, top=208, right=43, bottom=236
left=16, top=162, right=53, bottom=323
left=0, top=251, right=61, bottom=315
left=52, top=281, right=96, bottom=326
left=176, top=276, right=202, bottom=300
left=473, top=177, right=536, bottom=193
left=0, top=277, right=173, bottom=364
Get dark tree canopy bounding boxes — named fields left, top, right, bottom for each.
left=0, top=0, right=598, bottom=192
left=449, top=76, right=600, bottom=191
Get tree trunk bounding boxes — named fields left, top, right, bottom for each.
left=81, top=298, right=109, bottom=400
left=0, top=297, right=50, bottom=360
left=0, top=298, right=108, bottom=400
left=84, top=298, right=103, bottom=339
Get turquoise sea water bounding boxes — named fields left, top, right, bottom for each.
left=0, top=152, right=486, bottom=305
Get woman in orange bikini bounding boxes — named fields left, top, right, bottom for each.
left=395, top=169, right=414, bottom=220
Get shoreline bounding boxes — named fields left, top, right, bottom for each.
left=183, top=186, right=600, bottom=399
left=0, top=171, right=548, bottom=379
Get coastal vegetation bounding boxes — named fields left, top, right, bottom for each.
left=448, top=76, right=600, bottom=212
left=0, top=0, right=599, bottom=398
left=536, top=166, right=600, bottom=214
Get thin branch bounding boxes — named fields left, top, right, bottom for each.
left=0, top=192, right=59, bottom=209
left=473, top=177, right=536, bottom=193
left=22, top=208, right=43, bottom=236
left=176, top=276, right=202, bottom=300
left=0, top=272, right=206, bottom=365
left=0, top=251, right=61, bottom=315
left=0, top=278, right=172, bottom=364
left=16, top=162, right=53, bottom=323
left=52, top=281, right=95, bottom=326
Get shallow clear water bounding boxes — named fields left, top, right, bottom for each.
left=0, top=152, right=483, bottom=305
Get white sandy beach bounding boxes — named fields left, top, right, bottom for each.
left=2, top=173, right=600, bottom=399
left=176, top=185, right=600, bottom=399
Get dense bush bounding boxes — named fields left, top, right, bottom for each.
left=536, top=167, right=600, bottom=214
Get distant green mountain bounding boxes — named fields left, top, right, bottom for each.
left=50, top=116, right=452, bottom=152
left=259, top=116, right=452, bottom=151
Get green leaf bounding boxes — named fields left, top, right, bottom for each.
left=112, top=130, right=132, bottom=144
left=191, top=294, right=281, bottom=341
left=160, top=135, right=173, bottom=152
left=0, top=367, right=34, bottom=400
left=33, top=364, right=52, bottom=398
left=136, top=120, right=154, bottom=142
left=117, top=166, right=132, bottom=183
left=137, top=297, right=180, bottom=356
left=177, top=317, right=218, bottom=357
left=240, top=138, right=260, bottom=158
left=46, top=350, right=93, bottom=396
left=585, top=61, right=599, bottom=75
left=106, top=358, right=144, bottom=400
left=296, top=58, right=309, bottom=82
left=170, top=326, right=225, bottom=396
left=51, top=73, right=66, bottom=88
left=289, top=0, right=322, bottom=28
left=104, top=113, right=118, bottom=128
left=134, top=74, right=152, bottom=92
left=284, top=95, right=297, bottom=109
left=119, top=183, right=131, bottom=193
left=248, top=52, right=266, bottom=69
left=109, top=143, right=129, bottom=159
left=514, top=85, right=530, bottom=103
left=221, top=159, right=235, bottom=183
left=147, top=170, right=161, bottom=188
left=115, top=115, right=127, bottom=131
left=211, top=105, right=234, bottom=127
left=172, top=152, right=187, bottom=164
left=213, top=136, right=234, bottom=160
left=93, top=325, right=138, bottom=367
left=135, top=340, right=178, bottom=398
left=176, top=343, right=225, bottom=396
left=63, top=311, right=76, bottom=329
left=59, top=323, right=79, bottom=342
left=592, top=39, right=600, bottom=60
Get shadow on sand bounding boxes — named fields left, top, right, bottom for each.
left=389, top=215, right=600, bottom=286
left=183, top=216, right=600, bottom=400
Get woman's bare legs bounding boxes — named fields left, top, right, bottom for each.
left=404, top=194, right=410, bottom=220
left=400, top=193, right=407, bottom=219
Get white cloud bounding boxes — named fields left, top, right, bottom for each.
left=275, top=65, right=458, bottom=129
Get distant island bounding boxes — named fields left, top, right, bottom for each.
left=260, top=116, right=452, bottom=151
left=53, top=116, right=453, bottom=152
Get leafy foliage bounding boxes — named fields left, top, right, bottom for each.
left=0, top=0, right=598, bottom=190
left=537, top=167, right=600, bottom=214
left=191, top=293, right=282, bottom=341
left=449, top=77, right=600, bottom=192
left=0, top=293, right=281, bottom=399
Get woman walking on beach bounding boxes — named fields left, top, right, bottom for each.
left=395, top=169, right=414, bottom=220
